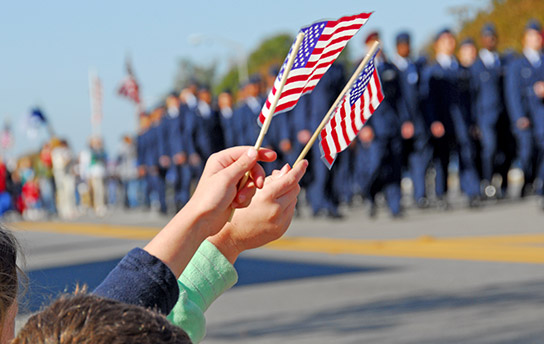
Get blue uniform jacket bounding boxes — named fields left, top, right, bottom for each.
left=471, top=54, right=505, bottom=125
left=420, top=59, right=473, bottom=142
left=505, top=54, right=544, bottom=125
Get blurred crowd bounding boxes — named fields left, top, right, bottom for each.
left=2, top=19, right=543, bottom=220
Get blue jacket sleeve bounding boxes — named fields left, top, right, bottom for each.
left=93, top=248, right=179, bottom=315
left=504, top=59, right=525, bottom=123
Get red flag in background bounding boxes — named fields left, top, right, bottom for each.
left=117, top=57, right=141, bottom=104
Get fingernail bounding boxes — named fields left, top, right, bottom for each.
left=247, top=148, right=257, bottom=158
left=238, top=193, right=246, bottom=203
left=279, top=163, right=290, bottom=177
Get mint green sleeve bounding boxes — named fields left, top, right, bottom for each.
left=167, top=239, right=238, bottom=343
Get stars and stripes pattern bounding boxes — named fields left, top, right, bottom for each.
left=319, top=51, right=383, bottom=169
left=258, top=12, right=372, bottom=126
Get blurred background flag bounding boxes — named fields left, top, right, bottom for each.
left=89, top=71, right=103, bottom=135
left=319, top=49, right=383, bottom=168
left=25, top=107, right=54, bottom=139
left=258, top=12, right=373, bottom=126
left=117, top=57, right=141, bottom=105
left=0, top=121, right=13, bottom=151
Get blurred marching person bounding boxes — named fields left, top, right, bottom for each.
left=356, top=32, right=405, bottom=217
left=505, top=19, right=544, bottom=204
left=391, top=31, right=432, bottom=209
left=51, top=139, right=77, bottom=219
left=180, top=81, right=204, bottom=201
left=292, top=65, right=345, bottom=218
left=194, top=85, right=224, bottom=164
left=231, top=80, right=248, bottom=147
left=236, top=75, right=264, bottom=146
left=458, top=38, right=478, bottom=67
left=36, top=141, right=57, bottom=216
left=471, top=24, right=514, bottom=199
left=116, top=134, right=139, bottom=209
left=262, top=66, right=292, bottom=173
left=217, top=90, right=236, bottom=149
left=162, top=92, right=188, bottom=211
left=148, top=106, right=169, bottom=214
left=421, top=28, right=481, bottom=209
left=136, top=114, right=151, bottom=209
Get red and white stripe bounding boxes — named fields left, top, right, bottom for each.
left=118, top=76, right=140, bottom=104
left=319, top=69, right=383, bottom=168
left=258, top=12, right=372, bottom=125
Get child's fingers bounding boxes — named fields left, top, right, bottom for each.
left=269, top=160, right=308, bottom=198
left=222, top=148, right=259, bottom=182
left=232, top=183, right=257, bottom=209
left=257, top=149, right=277, bottom=163
left=248, top=163, right=266, bottom=189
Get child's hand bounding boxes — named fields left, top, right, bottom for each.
left=144, top=146, right=276, bottom=278
left=186, top=146, right=277, bottom=233
left=208, top=160, right=309, bottom=263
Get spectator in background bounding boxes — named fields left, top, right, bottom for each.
left=117, top=134, right=139, bottom=209
left=51, top=139, right=77, bottom=219
left=0, top=157, right=11, bottom=216
left=81, top=136, right=107, bottom=216
left=36, top=141, right=56, bottom=216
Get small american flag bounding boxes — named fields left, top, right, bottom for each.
left=319, top=50, right=383, bottom=168
left=258, top=12, right=372, bottom=125
left=118, top=58, right=141, bottom=104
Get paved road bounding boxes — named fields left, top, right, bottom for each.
left=9, top=197, right=544, bottom=343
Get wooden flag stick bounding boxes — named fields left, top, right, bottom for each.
left=229, top=32, right=305, bottom=221
left=293, top=40, right=380, bottom=166
left=254, top=31, right=305, bottom=150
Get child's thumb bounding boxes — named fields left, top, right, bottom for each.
left=224, top=147, right=258, bottom=182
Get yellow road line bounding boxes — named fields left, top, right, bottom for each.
left=265, top=235, right=544, bottom=264
left=11, top=221, right=160, bottom=240
left=10, top=221, right=544, bottom=264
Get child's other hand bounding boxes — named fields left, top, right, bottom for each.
left=209, top=159, right=308, bottom=263
left=187, top=146, right=277, bottom=235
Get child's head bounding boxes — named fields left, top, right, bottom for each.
left=0, top=226, right=20, bottom=343
left=14, top=292, right=192, bottom=344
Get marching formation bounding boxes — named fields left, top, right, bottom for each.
left=137, top=20, right=544, bottom=218
left=1, top=20, right=543, bottom=221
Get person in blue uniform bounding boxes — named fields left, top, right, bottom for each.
left=470, top=24, right=512, bottom=198
left=420, top=29, right=481, bottom=208
left=391, top=31, right=432, bottom=208
left=144, top=107, right=168, bottom=214
left=217, top=90, right=236, bottom=149
left=238, top=75, right=265, bottom=146
left=356, top=32, right=406, bottom=217
left=174, top=85, right=199, bottom=210
left=263, top=66, right=292, bottom=173
left=292, top=61, right=345, bottom=218
left=196, top=85, right=223, bottom=156
left=162, top=92, right=188, bottom=210
left=136, top=114, right=151, bottom=208
left=506, top=20, right=544, bottom=201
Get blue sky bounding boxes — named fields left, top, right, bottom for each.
left=0, top=0, right=487, bottom=158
